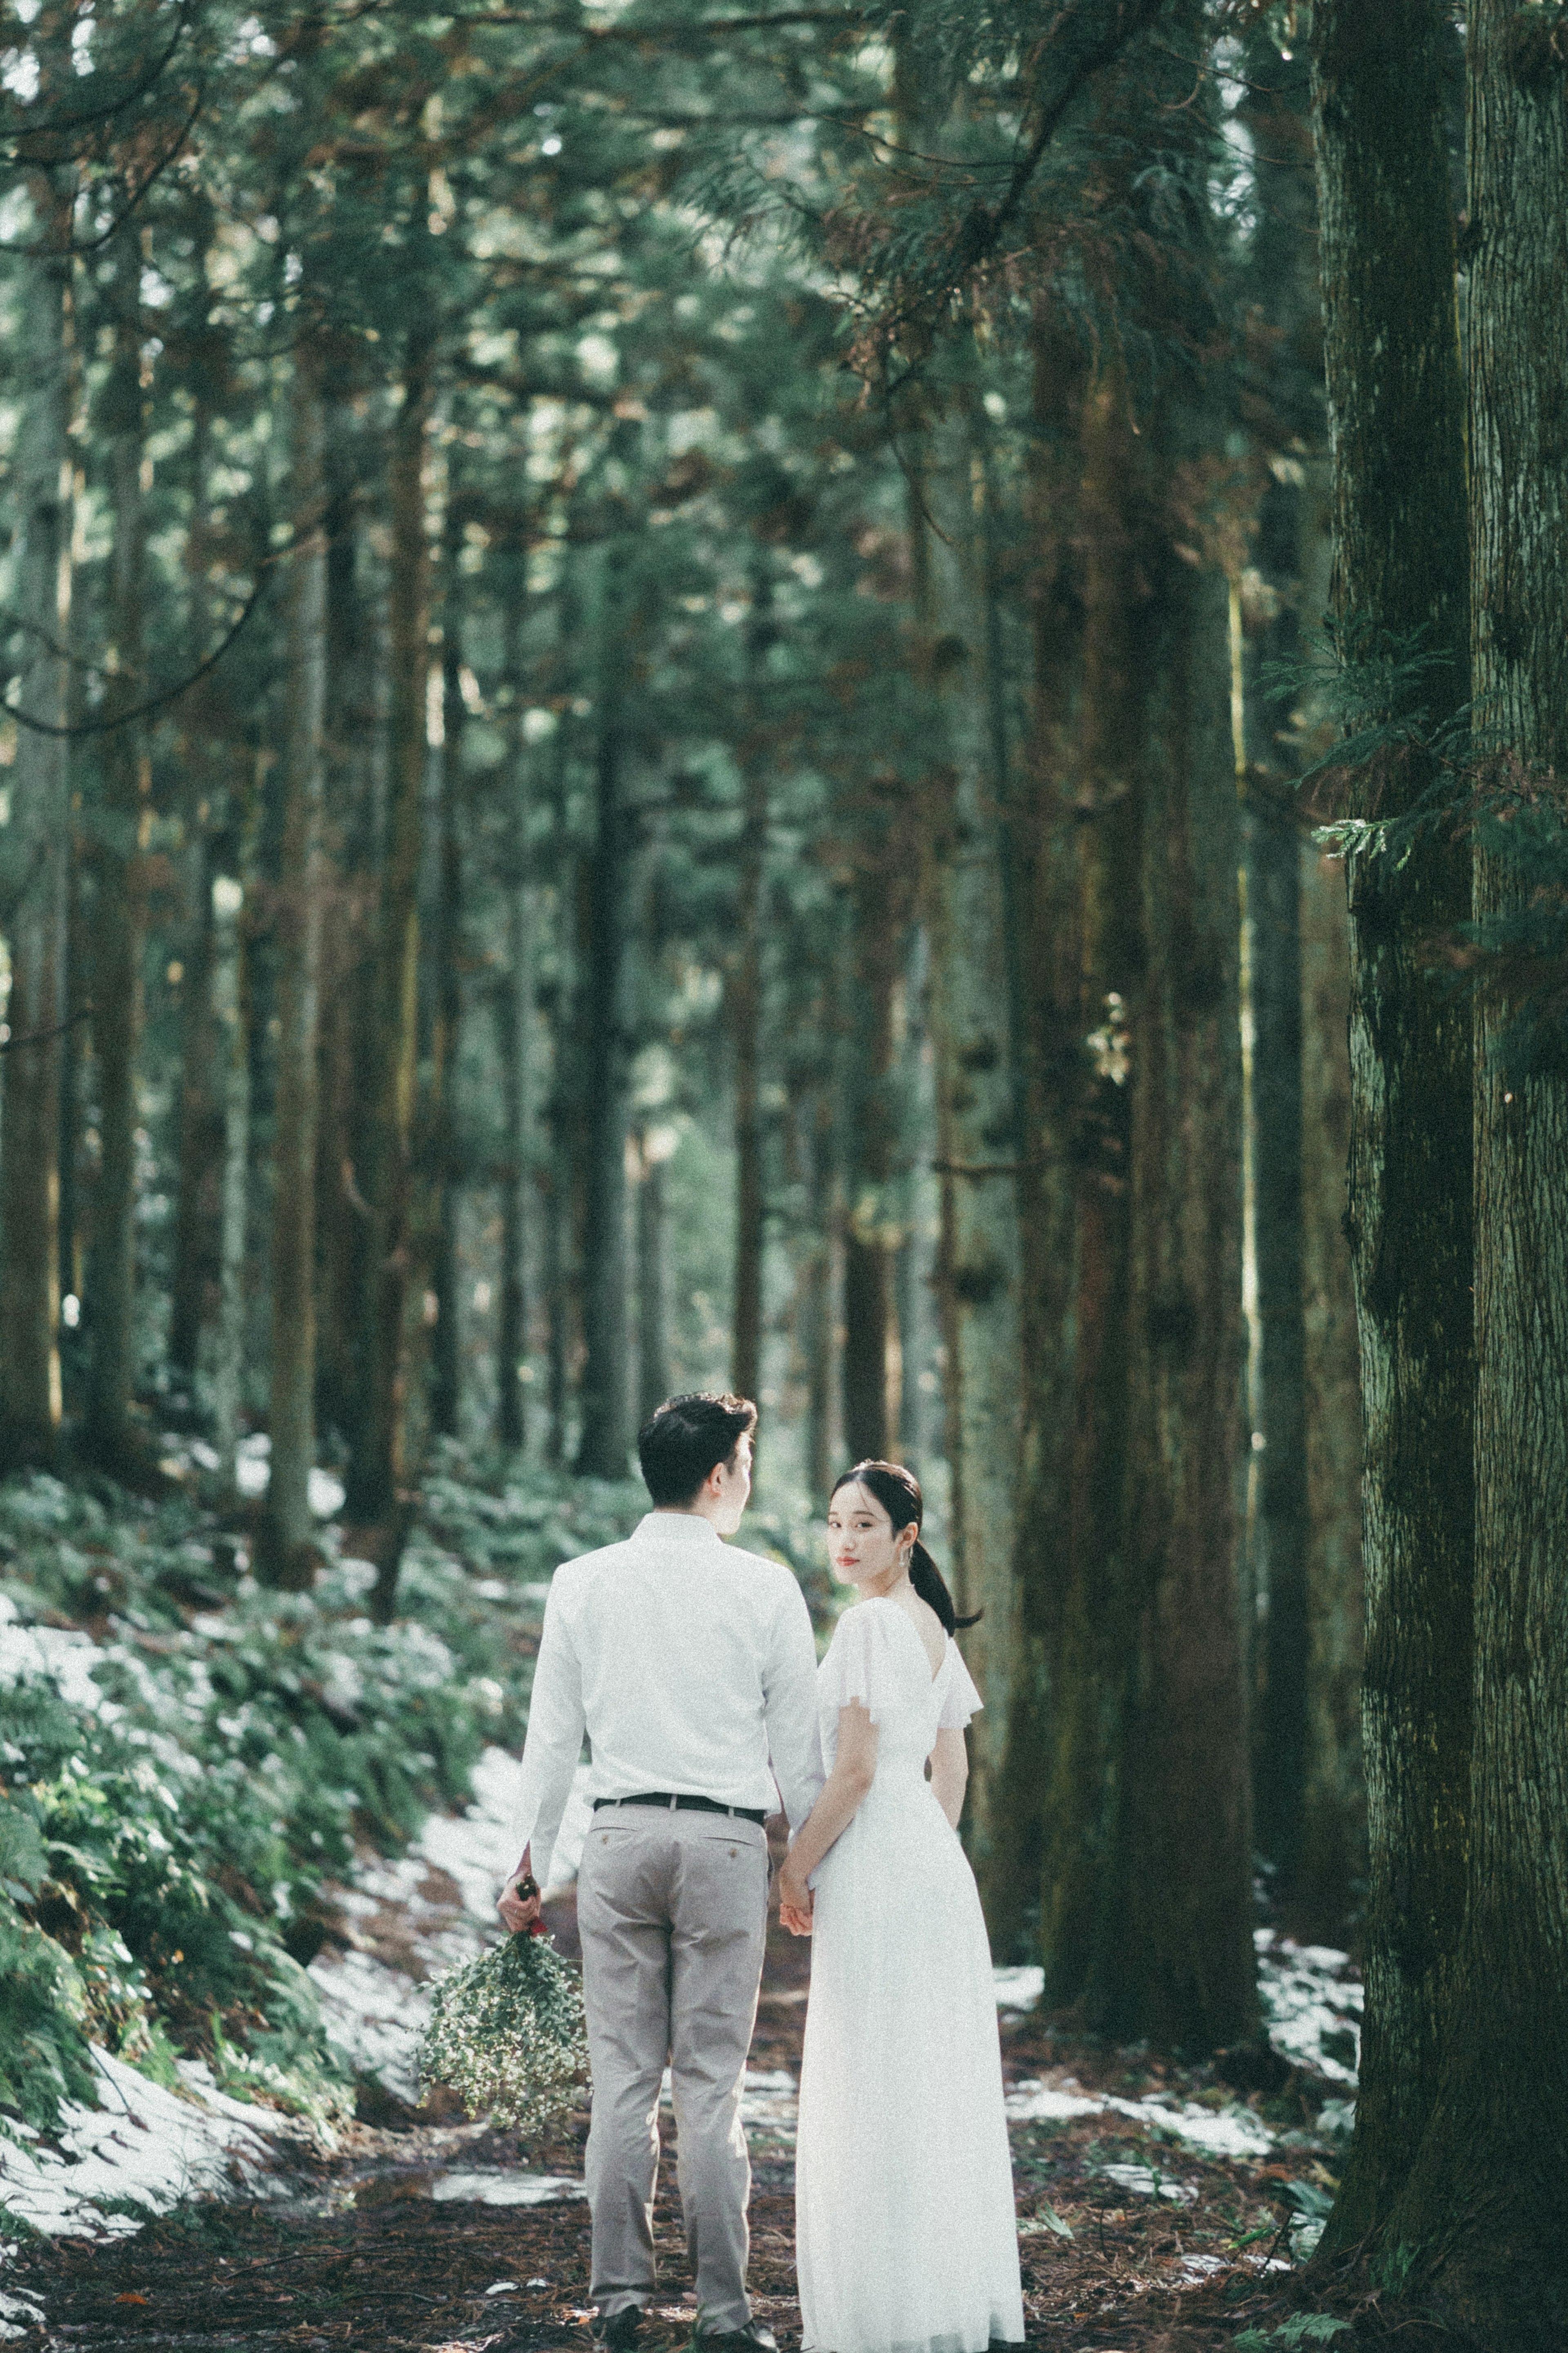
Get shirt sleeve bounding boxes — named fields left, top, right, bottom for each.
left=761, top=1572, right=826, bottom=1835
left=511, top=1580, right=586, bottom=1889
left=819, top=1601, right=914, bottom=1726
left=937, top=1646, right=984, bottom=1730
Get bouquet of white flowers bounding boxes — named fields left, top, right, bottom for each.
left=417, top=1927, right=590, bottom=2137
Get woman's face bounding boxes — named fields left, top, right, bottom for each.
left=826, top=1481, right=916, bottom=1591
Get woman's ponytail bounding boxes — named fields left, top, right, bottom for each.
left=909, top=1538, right=981, bottom=1635
left=830, top=1458, right=982, bottom=1635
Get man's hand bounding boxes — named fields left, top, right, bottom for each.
left=777, top=1858, right=814, bottom=1938
left=497, top=1847, right=544, bottom=1936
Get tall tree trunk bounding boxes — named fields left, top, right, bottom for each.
left=494, top=576, right=532, bottom=1453
left=211, top=859, right=252, bottom=1501
left=1310, top=0, right=1476, bottom=2253
left=1040, top=307, right=1254, bottom=2046
left=1376, top=13, right=1568, bottom=2334
left=349, top=317, right=436, bottom=1609
left=0, top=185, right=72, bottom=1474
left=314, top=418, right=380, bottom=1457
left=258, top=360, right=328, bottom=1590
left=428, top=514, right=466, bottom=1443
left=926, top=404, right=1024, bottom=1896
left=86, top=232, right=151, bottom=1472
left=1298, top=843, right=1364, bottom=1940
left=994, top=299, right=1087, bottom=1959
left=841, top=820, right=900, bottom=1465
left=167, top=245, right=223, bottom=1389
left=1107, top=515, right=1253, bottom=2049
left=635, top=1134, right=670, bottom=1426
left=800, top=1078, right=837, bottom=1499
left=575, top=554, right=633, bottom=1479
left=730, top=578, right=772, bottom=1411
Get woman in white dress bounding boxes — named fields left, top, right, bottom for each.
left=778, top=1461, right=1025, bottom=2353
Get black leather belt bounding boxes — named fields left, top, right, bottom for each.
left=592, top=1791, right=769, bottom=1826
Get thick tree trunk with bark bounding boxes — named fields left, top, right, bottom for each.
left=1039, top=328, right=1254, bottom=2049
left=575, top=555, right=633, bottom=1479
left=314, top=431, right=381, bottom=1458
left=991, top=303, right=1085, bottom=1958
left=349, top=320, right=436, bottom=1607
left=258, top=362, right=328, bottom=1590
left=1374, top=13, right=1568, bottom=2334
left=0, top=196, right=71, bottom=1473
left=1297, top=846, right=1364, bottom=1941
left=925, top=409, right=1024, bottom=1899
left=1309, top=0, right=1476, bottom=2252
left=86, top=240, right=151, bottom=1472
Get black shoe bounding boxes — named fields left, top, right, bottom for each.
left=592, top=2306, right=645, bottom=2351
left=699, top=2326, right=777, bottom=2353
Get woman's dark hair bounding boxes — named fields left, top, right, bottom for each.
left=639, top=1392, right=757, bottom=1507
left=829, top=1460, right=981, bottom=1635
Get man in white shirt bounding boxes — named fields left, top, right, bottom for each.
left=497, top=1393, right=822, bottom=2353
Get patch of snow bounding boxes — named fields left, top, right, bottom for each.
left=309, top=1467, right=346, bottom=1519
left=1256, top=1929, right=1362, bottom=2084
left=1004, top=2078, right=1274, bottom=2162
left=0, top=1608, right=119, bottom=1717
left=0, top=2048, right=298, bottom=2241
left=235, top=1432, right=271, bottom=1496
left=1005, top=2082, right=1105, bottom=2125
left=311, top=1947, right=438, bottom=2105
left=430, top=2172, right=586, bottom=2206
left=0, top=2286, right=47, bottom=2342
left=1098, top=2162, right=1197, bottom=2203
left=994, top=1964, right=1045, bottom=2013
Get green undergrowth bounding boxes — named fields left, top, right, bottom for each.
left=0, top=1442, right=824, bottom=2146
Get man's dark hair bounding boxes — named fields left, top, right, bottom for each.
left=638, top=1392, right=757, bottom=1508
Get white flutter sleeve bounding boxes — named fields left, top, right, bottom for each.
left=938, top=1646, right=984, bottom=1729
left=819, top=1600, right=915, bottom=1726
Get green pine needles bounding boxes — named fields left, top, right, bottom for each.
left=417, top=1931, right=590, bottom=2139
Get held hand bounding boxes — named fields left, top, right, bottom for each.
left=777, top=1862, right=814, bottom=1937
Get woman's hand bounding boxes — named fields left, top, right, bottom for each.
left=777, top=1858, right=814, bottom=1937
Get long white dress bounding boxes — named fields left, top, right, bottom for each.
left=795, top=1597, right=1025, bottom=2353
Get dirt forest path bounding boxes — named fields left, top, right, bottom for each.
left=10, top=1862, right=1363, bottom=2353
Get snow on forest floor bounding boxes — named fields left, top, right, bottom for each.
left=2, top=1737, right=1362, bottom=2262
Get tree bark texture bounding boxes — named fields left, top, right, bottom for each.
left=990, top=301, right=1086, bottom=1959
left=258, top=361, right=328, bottom=1589
left=86, top=238, right=151, bottom=1470
left=494, top=578, right=532, bottom=1453
left=428, top=527, right=466, bottom=1443
left=840, top=806, right=903, bottom=1465
left=1310, top=0, right=1476, bottom=2251
left=210, top=869, right=251, bottom=1499
left=730, top=604, right=770, bottom=1411
left=574, top=554, right=633, bottom=1479
left=0, top=197, right=71, bottom=1472
left=924, top=410, right=1024, bottom=1906
left=1297, top=847, right=1365, bottom=1943
left=1374, top=11, right=1568, bottom=2334
left=635, top=1139, right=670, bottom=1429
left=1038, top=337, right=1255, bottom=2051
left=349, top=320, right=435, bottom=1601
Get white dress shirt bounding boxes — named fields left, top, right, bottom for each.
left=512, top=1510, right=824, bottom=1887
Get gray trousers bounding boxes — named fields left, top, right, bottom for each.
left=577, top=1805, right=771, bottom=2332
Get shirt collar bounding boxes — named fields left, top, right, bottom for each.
left=635, top=1511, right=722, bottom=1546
